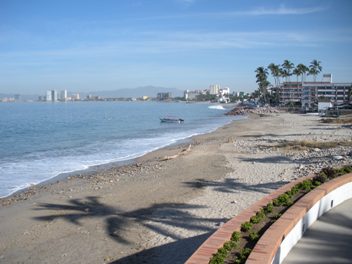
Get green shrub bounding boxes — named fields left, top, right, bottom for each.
left=210, top=247, right=228, bottom=264
left=335, top=166, right=352, bottom=176
left=249, top=231, right=259, bottom=242
left=314, top=172, right=328, bottom=184
left=223, top=240, right=237, bottom=251
left=241, top=221, right=253, bottom=232
left=342, top=165, right=352, bottom=174
left=264, top=202, right=273, bottom=214
left=320, top=167, right=335, bottom=179
left=231, top=231, right=241, bottom=242
left=273, top=193, right=292, bottom=206
left=298, top=180, right=313, bottom=191
left=235, top=247, right=252, bottom=264
left=286, top=185, right=299, bottom=197
left=250, top=209, right=266, bottom=224
left=312, top=180, right=321, bottom=187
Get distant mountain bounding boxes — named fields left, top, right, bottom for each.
left=89, top=86, right=183, bottom=98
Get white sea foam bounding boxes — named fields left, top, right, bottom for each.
left=0, top=102, right=237, bottom=198
left=208, top=105, right=226, bottom=110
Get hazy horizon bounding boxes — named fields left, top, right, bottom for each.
left=1, top=0, right=352, bottom=94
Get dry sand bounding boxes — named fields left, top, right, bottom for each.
left=0, top=112, right=351, bottom=264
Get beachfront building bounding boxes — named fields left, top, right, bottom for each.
left=209, top=84, right=221, bottom=95
left=184, top=86, right=231, bottom=102
left=46, top=90, right=52, bottom=102
left=219, top=87, right=230, bottom=103
left=59, top=89, right=68, bottom=101
left=46, top=90, right=58, bottom=102
left=184, top=89, right=208, bottom=101
left=278, top=73, right=351, bottom=110
left=157, top=92, right=172, bottom=101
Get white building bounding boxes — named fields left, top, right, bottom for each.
left=277, top=73, right=351, bottom=109
left=60, top=90, right=67, bottom=101
left=184, top=89, right=207, bottom=100
left=219, top=87, right=230, bottom=96
left=46, top=90, right=52, bottom=102
left=209, top=84, right=221, bottom=95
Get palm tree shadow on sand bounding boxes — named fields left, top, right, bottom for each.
left=33, top=197, right=225, bottom=257
left=183, top=178, right=289, bottom=194
left=33, top=178, right=289, bottom=263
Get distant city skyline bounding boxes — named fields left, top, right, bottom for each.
left=1, top=0, right=352, bottom=94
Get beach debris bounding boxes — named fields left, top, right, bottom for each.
left=333, top=155, right=344, bottom=160
left=104, top=256, right=113, bottom=262
left=160, top=144, right=192, bottom=161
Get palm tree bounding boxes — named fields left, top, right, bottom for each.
left=308, top=60, right=322, bottom=82
left=255, top=66, right=270, bottom=104
left=293, top=67, right=300, bottom=83
left=267, top=63, right=281, bottom=88
left=296, top=64, right=309, bottom=83
left=282, top=60, right=295, bottom=82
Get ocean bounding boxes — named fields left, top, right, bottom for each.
left=0, top=101, right=236, bottom=198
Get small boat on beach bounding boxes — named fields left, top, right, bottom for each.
left=160, top=116, right=184, bottom=123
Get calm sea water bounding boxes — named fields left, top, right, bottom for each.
left=0, top=102, right=236, bottom=197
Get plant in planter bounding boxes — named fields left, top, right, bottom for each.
left=248, top=231, right=259, bottom=242
left=234, top=248, right=252, bottom=264
left=241, top=221, right=253, bottom=232
left=250, top=209, right=266, bottom=224
left=273, top=193, right=292, bottom=206
left=231, top=231, right=241, bottom=242
left=264, top=202, right=273, bottom=214
left=208, top=165, right=352, bottom=264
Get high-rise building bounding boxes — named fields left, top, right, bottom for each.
left=52, top=90, right=58, bottom=102
left=46, top=90, right=52, bottom=102
left=157, top=92, right=172, bottom=101
left=60, top=90, right=67, bottom=101
left=209, top=84, right=221, bottom=95
left=46, top=90, right=58, bottom=102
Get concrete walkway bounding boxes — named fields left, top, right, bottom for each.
left=284, top=199, right=352, bottom=264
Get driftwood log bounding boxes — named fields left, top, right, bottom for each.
left=160, top=144, right=192, bottom=161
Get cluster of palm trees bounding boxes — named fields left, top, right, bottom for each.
left=255, top=60, right=323, bottom=104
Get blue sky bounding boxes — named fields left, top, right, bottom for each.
left=0, top=0, right=351, bottom=94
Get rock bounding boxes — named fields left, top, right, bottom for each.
left=313, top=148, right=321, bottom=152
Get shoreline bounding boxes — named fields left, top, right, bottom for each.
left=0, top=112, right=351, bottom=264
left=0, top=113, right=240, bottom=201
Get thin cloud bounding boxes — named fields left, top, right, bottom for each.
left=175, top=0, right=196, bottom=7
left=0, top=30, right=326, bottom=61
left=246, top=5, right=327, bottom=16
left=128, top=4, right=327, bottom=21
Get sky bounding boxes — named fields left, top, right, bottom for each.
left=0, top=0, right=352, bottom=94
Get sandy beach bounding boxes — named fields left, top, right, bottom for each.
left=0, top=112, right=351, bottom=264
